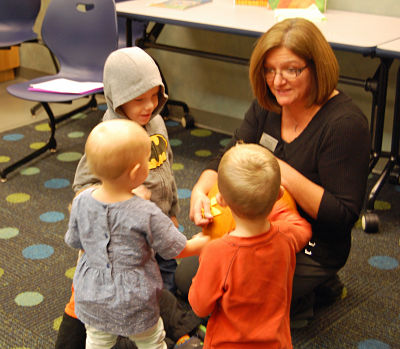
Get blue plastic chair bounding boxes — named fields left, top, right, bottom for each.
left=2, top=0, right=118, bottom=182
left=0, top=0, right=41, bottom=48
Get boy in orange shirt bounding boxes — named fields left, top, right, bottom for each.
left=188, top=143, right=312, bottom=349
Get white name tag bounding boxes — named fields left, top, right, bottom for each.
left=259, top=132, right=278, bottom=152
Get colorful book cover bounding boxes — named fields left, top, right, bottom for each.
left=151, top=0, right=212, bottom=10
left=234, top=0, right=326, bottom=12
left=235, top=0, right=268, bottom=7
left=267, top=0, right=326, bottom=12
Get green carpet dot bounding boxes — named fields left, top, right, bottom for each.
left=71, top=112, right=87, bottom=120
left=57, top=152, right=82, bottom=162
left=53, top=315, right=63, bottom=331
left=6, top=193, right=30, bottom=203
left=65, top=267, right=76, bottom=279
left=20, top=167, right=40, bottom=176
left=30, top=142, right=46, bottom=150
left=195, top=150, right=212, bottom=157
left=0, top=155, right=10, bottom=163
left=0, top=227, right=19, bottom=239
left=35, top=123, right=50, bottom=132
left=15, top=291, right=44, bottom=306
left=68, top=131, right=85, bottom=138
left=220, top=138, right=231, bottom=147
left=0, top=268, right=4, bottom=278
left=191, top=129, right=212, bottom=137
left=11, top=347, right=30, bottom=349
left=374, top=200, right=391, bottom=210
left=172, top=163, right=184, bottom=171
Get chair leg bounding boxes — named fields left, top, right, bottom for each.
left=0, top=95, right=98, bottom=182
left=54, top=95, right=98, bottom=124
left=1, top=102, right=56, bottom=182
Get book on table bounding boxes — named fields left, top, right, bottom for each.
left=235, top=0, right=326, bottom=12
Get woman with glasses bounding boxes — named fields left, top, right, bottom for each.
left=177, top=18, right=371, bottom=327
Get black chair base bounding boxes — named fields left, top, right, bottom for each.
left=1, top=95, right=97, bottom=182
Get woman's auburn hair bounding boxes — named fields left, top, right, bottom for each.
left=249, top=18, right=339, bottom=113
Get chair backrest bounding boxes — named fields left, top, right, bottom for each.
left=0, top=0, right=41, bottom=46
left=41, top=0, right=118, bottom=81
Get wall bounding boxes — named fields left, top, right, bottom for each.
left=20, top=0, right=400, bottom=150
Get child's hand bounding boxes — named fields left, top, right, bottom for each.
left=132, top=185, right=151, bottom=200
left=176, top=233, right=210, bottom=259
left=170, top=216, right=179, bottom=228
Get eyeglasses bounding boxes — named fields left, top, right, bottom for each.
left=265, top=66, right=308, bottom=81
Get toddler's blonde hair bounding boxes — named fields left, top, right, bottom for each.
left=218, top=143, right=281, bottom=218
left=85, top=119, right=150, bottom=180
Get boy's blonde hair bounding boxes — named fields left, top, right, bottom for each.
left=218, top=143, right=281, bottom=219
left=85, top=119, right=150, bottom=180
left=249, top=18, right=339, bottom=114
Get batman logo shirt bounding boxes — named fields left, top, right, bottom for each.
left=149, top=134, right=168, bottom=169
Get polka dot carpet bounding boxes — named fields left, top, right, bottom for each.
left=0, top=108, right=399, bottom=348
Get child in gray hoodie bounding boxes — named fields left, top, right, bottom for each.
left=56, top=47, right=201, bottom=349
left=73, top=46, right=179, bottom=292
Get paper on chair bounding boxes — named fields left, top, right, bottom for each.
left=29, top=78, right=103, bottom=94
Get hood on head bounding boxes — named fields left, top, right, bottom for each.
left=103, top=47, right=168, bottom=119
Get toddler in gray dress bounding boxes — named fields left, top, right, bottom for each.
left=65, top=119, right=209, bottom=349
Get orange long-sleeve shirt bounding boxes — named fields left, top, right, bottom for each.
left=188, top=203, right=311, bottom=349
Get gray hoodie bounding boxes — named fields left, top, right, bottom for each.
left=73, top=47, right=179, bottom=217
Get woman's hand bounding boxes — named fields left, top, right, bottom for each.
left=190, top=188, right=213, bottom=226
left=189, top=170, right=218, bottom=227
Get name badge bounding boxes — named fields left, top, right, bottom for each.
left=259, top=132, right=278, bottom=152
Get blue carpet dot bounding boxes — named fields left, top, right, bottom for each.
left=165, top=120, right=179, bottom=127
left=220, top=138, right=231, bottom=147
left=358, top=339, right=391, bottom=349
left=368, top=255, right=399, bottom=270
left=395, top=185, right=400, bottom=192
left=44, top=178, right=70, bottom=189
left=98, top=104, right=107, bottom=111
left=15, top=291, right=44, bottom=307
left=0, top=227, right=19, bottom=239
left=23, top=244, right=54, bottom=260
left=178, top=224, right=184, bottom=232
left=178, top=188, right=191, bottom=199
left=170, top=138, right=182, bottom=146
left=40, top=211, right=65, bottom=223
left=3, top=133, right=24, bottom=141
